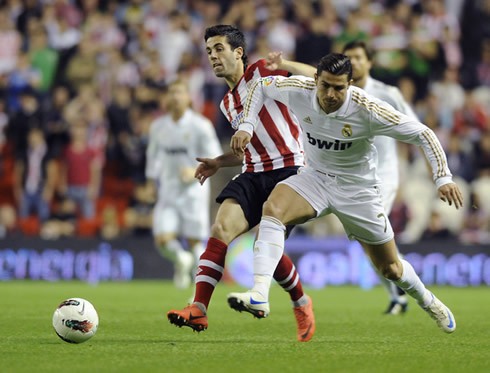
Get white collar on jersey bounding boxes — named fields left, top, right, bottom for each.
left=312, top=86, right=352, bottom=118
left=171, top=108, right=193, bottom=125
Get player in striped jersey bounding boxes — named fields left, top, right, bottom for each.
left=231, top=53, right=463, bottom=333
left=343, top=40, right=417, bottom=315
left=167, top=25, right=316, bottom=341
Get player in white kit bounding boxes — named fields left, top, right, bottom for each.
left=230, top=53, right=463, bottom=333
left=343, top=40, right=418, bottom=314
left=146, top=80, right=222, bottom=289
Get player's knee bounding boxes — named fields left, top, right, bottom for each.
left=210, top=221, right=233, bottom=243
left=262, top=198, right=286, bottom=220
left=380, top=261, right=403, bottom=281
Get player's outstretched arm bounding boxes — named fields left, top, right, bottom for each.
left=438, top=183, right=464, bottom=209
left=194, top=152, right=242, bottom=185
left=265, top=51, right=316, bottom=78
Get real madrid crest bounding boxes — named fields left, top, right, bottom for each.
left=341, top=124, right=352, bottom=137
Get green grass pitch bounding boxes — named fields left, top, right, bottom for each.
left=1, top=281, right=489, bottom=373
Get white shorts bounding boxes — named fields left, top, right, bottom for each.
left=279, top=167, right=394, bottom=245
left=379, top=182, right=398, bottom=215
left=152, top=196, right=210, bottom=240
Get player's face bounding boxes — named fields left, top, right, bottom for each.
left=343, top=47, right=371, bottom=82
left=205, top=35, right=242, bottom=78
left=315, top=71, right=351, bottom=114
left=167, top=83, right=190, bottom=112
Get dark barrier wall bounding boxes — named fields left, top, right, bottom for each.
left=1, top=234, right=489, bottom=287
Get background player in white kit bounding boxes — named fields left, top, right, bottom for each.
left=230, top=53, right=463, bottom=333
left=343, top=40, right=419, bottom=314
left=146, top=80, right=221, bottom=289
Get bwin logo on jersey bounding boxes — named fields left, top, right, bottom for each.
left=307, top=132, right=352, bottom=151
left=231, top=111, right=244, bottom=130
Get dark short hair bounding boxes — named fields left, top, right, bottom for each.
left=204, top=24, right=248, bottom=65
left=343, top=40, right=373, bottom=61
left=317, top=53, right=352, bottom=81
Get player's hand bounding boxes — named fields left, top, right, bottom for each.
left=230, top=131, right=251, bottom=158
left=195, top=157, right=218, bottom=185
left=265, top=51, right=283, bottom=70
left=438, top=183, right=464, bottom=209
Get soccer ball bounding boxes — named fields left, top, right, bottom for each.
left=52, top=298, right=99, bottom=343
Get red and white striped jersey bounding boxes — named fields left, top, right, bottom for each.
left=219, top=59, right=304, bottom=173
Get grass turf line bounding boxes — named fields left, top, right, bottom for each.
left=1, top=281, right=489, bottom=373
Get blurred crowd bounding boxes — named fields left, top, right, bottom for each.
left=0, top=0, right=488, bottom=244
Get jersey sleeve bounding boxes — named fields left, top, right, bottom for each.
left=239, top=75, right=312, bottom=135
left=367, top=98, right=452, bottom=188
left=145, top=121, right=162, bottom=180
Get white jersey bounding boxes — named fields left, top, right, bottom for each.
left=240, top=75, right=452, bottom=188
left=146, top=109, right=222, bottom=201
left=364, top=76, right=418, bottom=189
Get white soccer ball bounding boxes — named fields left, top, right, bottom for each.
left=52, top=298, right=99, bottom=344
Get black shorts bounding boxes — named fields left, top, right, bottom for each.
left=216, top=166, right=300, bottom=234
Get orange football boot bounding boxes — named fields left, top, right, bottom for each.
left=167, top=304, right=208, bottom=332
left=293, top=295, right=315, bottom=342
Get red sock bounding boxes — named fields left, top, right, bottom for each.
left=274, top=254, right=304, bottom=302
left=194, top=237, right=227, bottom=309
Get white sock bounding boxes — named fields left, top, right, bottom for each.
left=252, top=216, right=286, bottom=300
left=157, top=239, right=185, bottom=263
left=393, top=259, right=432, bottom=307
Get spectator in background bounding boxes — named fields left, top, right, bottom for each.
left=64, top=84, right=107, bottom=166
left=14, top=127, right=54, bottom=222
left=6, top=52, right=41, bottom=112
left=29, top=28, right=59, bottom=94
left=452, top=91, right=489, bottom=143
left=7, top=88, right=44, bottom=159
left=15, top=0, right=42, bottom=35
left=123, top=181, right=155, bottom=236
left=429, top=67, right=465, bottom=114
left=0, top=9, right=21, bottom=76
left=0, top=204, right=17, bottom=238
left=107, top=84, right=132, bottom=157
left=59, top=121, right=101, bottom=219
left=474, top=131, right=490, bottom=178
left=44, top=85, right=70, bottom=158
left=117, top=105, right=149, bottom=183
left=40, top=197, right=77, bottom=239
left=295, top=16, right=333, bottom=66
left=65, top=38, right=97, bottom=92
left=260, top=1, right=296, bottom=59
left=446, top=133, right=475, bottom=182
left=0, top=98, right=8, bottom=154
left=157, top=10, right=193, bottom=80
left=460, top=192, right=490, bottom=244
